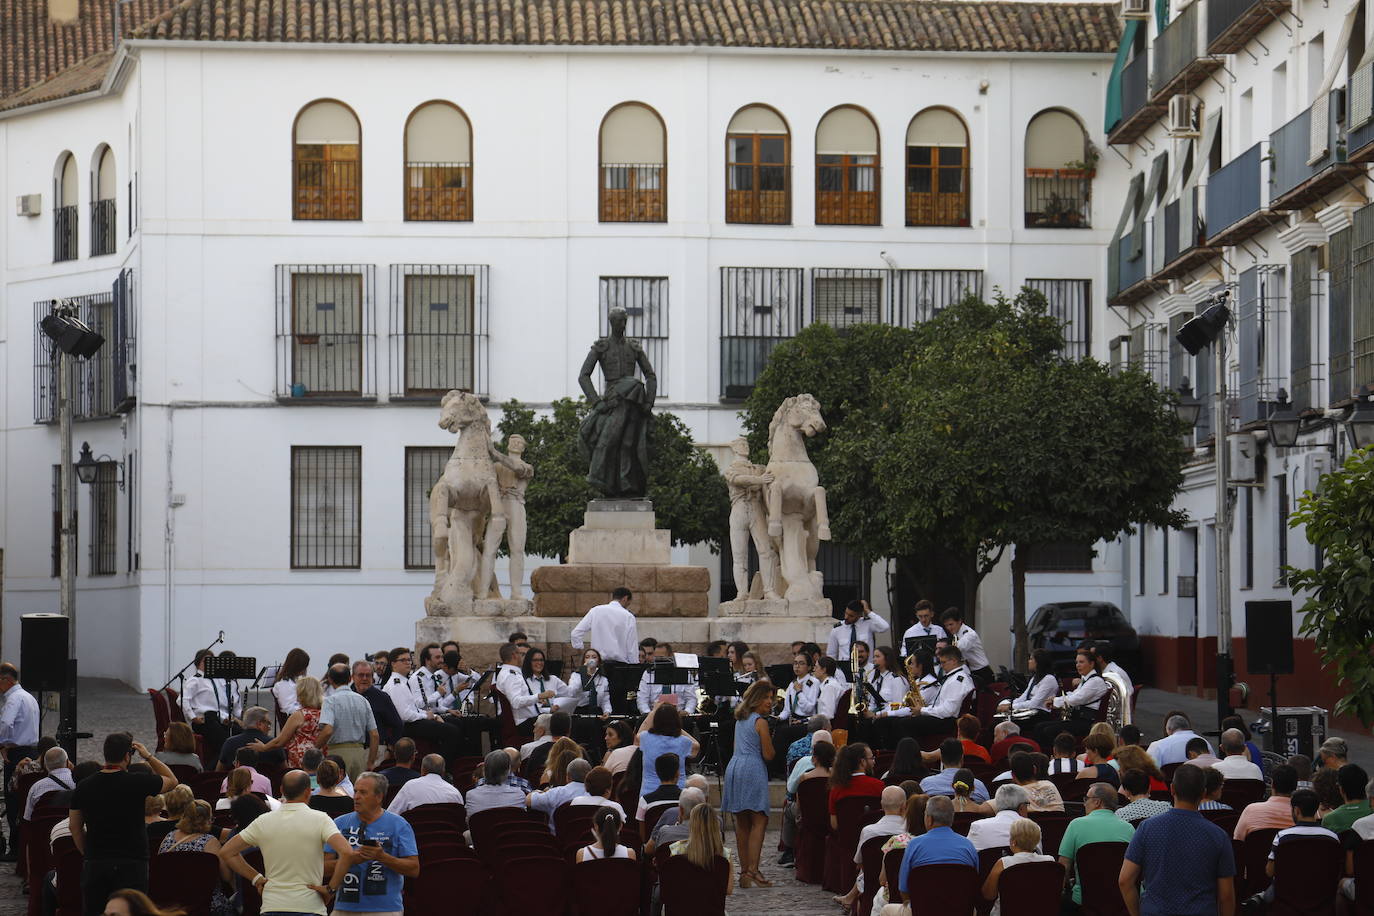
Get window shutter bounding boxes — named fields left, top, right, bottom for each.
left=1238, top=267, right=1263, bottom=423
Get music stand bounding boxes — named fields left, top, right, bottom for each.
left=765, top=664, right=793, bottom=687
left=545, top=659, right=565, bottom=678
left=608, top=663, right=646, bottom=716
left=903, top=636, right=939, bottom=658
left=697, top=657, right=740, bottom=700
left=647, top=660, right=694, bottom=687
left=203, top=656, right=258, bottom=680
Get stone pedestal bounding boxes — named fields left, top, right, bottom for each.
left=567, top=499, right=671, bottom=565
left=710, top=597, right=837, bottom=660
left=416, top=598, right=536, bottom=667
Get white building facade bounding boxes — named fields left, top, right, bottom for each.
left=0, top=0, right=1125, bottom=689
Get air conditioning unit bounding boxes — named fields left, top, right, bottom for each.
left=1229, top=432, right=1258, bottom=482
left=1168, top=96, right=1200, bottom=137
left=1122, top=0, right=1150, bottom=18
left=1302, top=451, right=1331, bottom=494
left=15, top=194, right=40, bottom=217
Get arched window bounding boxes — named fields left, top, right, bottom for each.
left=599, top=103, right=666, bottom=222
left=905, top=108, right=969, bottom=227
left=816, top=106, right=880, bottom=226
left=293, top=100, right=361, bottom=220
left=91, top=145, right=117, bottom=255
left=726, top=104, right=790, bottom=224
left=1024, top=109, right=1093, bottom=228
left=405, top=102, right=472, bottom=221
left=54, top=152, right=78, bottom=261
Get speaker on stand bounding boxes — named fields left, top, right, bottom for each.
left=1244, top=600, right=1294, bottom=753
left=20, top=613, right=70, bottom=737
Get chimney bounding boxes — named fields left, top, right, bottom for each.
left=48, top=0, right=80, bottom=24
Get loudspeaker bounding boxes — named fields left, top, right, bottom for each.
left=1244, top=600, right=1295, bottom=675
left=20, top=613, right=69, bottom=692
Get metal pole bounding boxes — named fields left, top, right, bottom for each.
left=57, top=338, right=78, bottom=758
left=1214, top=324, right=1234, bottom=733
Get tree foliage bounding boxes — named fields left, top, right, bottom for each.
left=496, top=399, right=729, bottom=560
left=1287, top=447, right=1374, bottom=725
left=740, top=291, right=1189, bottom=647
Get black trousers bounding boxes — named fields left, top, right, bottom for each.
left=82, top=858, right=148, bottom=916
left=192, top=717, right=230, bottom=761
left=773, top=722, right=807, bottom=776
left=570, top=715, right=606, bottom=765
left=404, top=718, right=466, bottom=763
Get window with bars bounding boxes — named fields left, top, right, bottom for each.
left=720, top=267, right=804, bottom=399
left=50, top=466, right=76, bottom=578
left=1168, top=311, right=1194, bottom=391
left=599, top=103, right=666, bottom=222
left=1290, top=247, right=1322, bottom=411
left=1026, top=279, right=1091, bottom=359
left=1160, top=528, right=1170, bottom=594
left=404, top=102, right=473, bottom=222
left=90, top=462, right=118, bottom=576
left=1351, top=200, right=1374, bottom=399
left=293, top=101, right=361, bottom=221
left=1022, top=542, right=1094, bottom=572
left=291, top=447, right=361, bottom=569
left=33, top=274, right=135, bottom=424
left=726, top=106, right=790, bottom=225
left=404, top=447, right=449, bottom=569
left=1276, top=473, right=1289, bottom=586
left=389, top=265, right=488, bottom=398
left=813, top=270, right=884, bottom=327
left=275, top=265, right=375, bottom=399
left=599, top=277, right=669, bottom=396
left=1239, top=266, right=1290, bottom=424
left=891, top=269, right=982, bottom=327
left=1128, top=321, right=1168, bottom=387
left=809, top=268, right=982, bottom=330
left=1330, top=227, right=1354, bottom=406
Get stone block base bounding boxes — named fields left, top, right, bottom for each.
left=531, top=565, right=710, bottom=618
left=567, top=528, right=670, bottom=565
left=416, top=614, right=546, bottom=668
left=716, top=598, right=833, bottom=618
left=423, top=596, right=533, bottom=618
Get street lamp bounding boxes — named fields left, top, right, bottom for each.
left=1266, top=390, right=1303, bottom=449
left=1174, top=378, right=1203, bottom=429
left=73, top=441, right=125, bottom=489
left=1175, top=291, right=1234, bottom=734
left=1347, top=390, right=1374, bottom=451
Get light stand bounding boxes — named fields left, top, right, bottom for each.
left=1176, top=293, right=1234, bottom=735
left=39, top=300, right=105, bottom=758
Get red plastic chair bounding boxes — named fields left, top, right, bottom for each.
left=1353, top=840, right=1374, bottom=916
left=493, top=855, right=570, bottom=916
left=468, top=806, right=546, bottom=848
left=952, top=812, right=981, bottom=836
left=1201, top=809, right=1240, bottom=835
left=1268, top=835, right=1343, bottom=916
left=555, top=804, right=599, bottom=848
left=907, top=863, right=980, bottom=916
left=1075, top=842, right=1129, bottom=916
left=883, top=847, right=907, bottom=902
left=975, top=847, right=1005, bottom=916
left=238, top=849, right=264, bottom=916
left=52, top=837, right=83, bottom=916
left=184, top=771, right=224, bottom=805
left=404, top=801, right=467, bottom=833
left=1238, top=827, right=1281, bottom=898
left=405, top=856, right=488, bottom=915
left=149, top=689, right=172, bottom=749
left=1029, top=811, right=1073, bottom=858
left=856, top=835, right=890, bottom=916
left=796, top=777, right=831, bottom=885
left=419, top=839, right=475, bottom=862
left=658, top=853, right=729, bottom=916
left=997, top=860, right=1066, bottom=916
left=1220, top=779, right=1266, bottom=811
left=571, top=856, right=640, bottom=916
left=488, top=689, right=523, bottom=749
left=830, top=794, right=884, bottom=891
left=148, top=851, right=221, bottom=916
left=163, top=687, right=186, bottom=722
left=642, top=800, right=675, bottom=838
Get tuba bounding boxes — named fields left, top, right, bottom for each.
left=1102, top=668, right=1130, bottom=730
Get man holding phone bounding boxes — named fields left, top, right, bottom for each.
left=326, top=771, right=419, bottom=916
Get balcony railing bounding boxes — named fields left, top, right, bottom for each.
left=1151, top=3, right=1220, bottom=103
left=53, top=205, right=77, bottom=262
left=293, top=159, right=361, bottom=220
left=726, top=166, right=791, bottom=224
left=388, top=264, right=490, bottom=399
left=1207, top=0, right=1292, bottom=53
left=599, top=164, right=665, bottom=222
left=1269, top=92, right=1358, bottom=210
left=90, top=199, right=116, bottom=256
left=33, top=272, right=136, bottom=423
left=719, top=267, right=805, bottom=399
left=275, top=265, right=376, bottom=399
left=1348, top=60, right=1374, bottom=161
left=1024, top=169, right=1092, bottom=228
left=1205, top=144, right=1281, bottom=245
left=1108, top=232, right=1149, bottom=304
left=1111, top=53, right=1161, bottom=145
left=405, top=163, right=472, bottom=221
left=1152, top=186, right=1217, bottom=280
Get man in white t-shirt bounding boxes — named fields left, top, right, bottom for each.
left=220, top=770, right=355, bottom=916
left=1213, top=729, right=1263, bottom=781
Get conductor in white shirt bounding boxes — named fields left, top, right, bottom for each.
left=571, top=587, right=640, bottom=665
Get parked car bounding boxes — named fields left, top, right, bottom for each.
left=1026, top=601, right=1142, bottom=677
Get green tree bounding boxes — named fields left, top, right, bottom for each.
left=1287, top=447, right=1374, bottom=725
left=497, top=398, right=729, bottom=561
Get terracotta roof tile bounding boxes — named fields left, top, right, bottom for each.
left=128, top=0, right=1119, bottom=52
left=0, top=48, right=113, bottom=111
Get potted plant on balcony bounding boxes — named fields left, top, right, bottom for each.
left=1061, top=142, right=1100, bottom=179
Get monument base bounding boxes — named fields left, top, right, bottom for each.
left=710, top=598, right=837, bottom=662
left=567, top=499, right=670, bottom=565
left=416, top=611, right=542, bottom=668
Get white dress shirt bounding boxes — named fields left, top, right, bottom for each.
left=23, top=767, right=73, bottom=820
left=529, top=780, right=587, bottom=828
left=387, top=772, right=465, bottom=814
left=519, top=735, right=552, bottom=762
left=566, top=670, right=613, bottom=716
left=1052, top=671, right=1109, bottom=713
left=0, top=685, right=40, bottom=749
left=915, top=674, right=941, bottom=707
left=1213, top=754, right=1264, bottom=781
left=779, top=676, right=821, bottom=720
left=1012, top=674, right=1060, bottom=711
left=180, top=673, right=234, bottom=721
left=524, top=673, right=568, bottom=717
left=383, top=674, right=427, bottom=724
left=826, top=614, right=892, bottom=661
left=636, top=670, right=697, bottom=714
left=570, top=600, right=639, bottom=664
left=901, top=622, right=943, bottom=643
left=921, top=665, right=974, bottom=719
left=571, top=797, right=628, bottom=821
left=854, top=813, right=907, bottom=864
left=1146, top=729, right=1211, bottom=766
left=966, top=809, right=1032, bottom=851
left=869, top=670, right=909, bottom=716
left=411, top=667, right=454, bottom=713
left=495, top=664, right=539, bottom=725
left=949, top=625, right=990, bottom=671
left=271, top=679, right=300, bottom=716
left=816, top=677, right=846, bottom=719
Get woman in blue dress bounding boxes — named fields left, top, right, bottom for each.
left=721, top=679, right=776, bottom=887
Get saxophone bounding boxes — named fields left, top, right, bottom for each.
left=900, top=653, right=926, bottom=714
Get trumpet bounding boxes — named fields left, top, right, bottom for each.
left=849, top=644, right=865, bottom=717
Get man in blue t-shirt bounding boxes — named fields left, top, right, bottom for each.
left=897, top=796, right=978, bottom=896
left=1120, top=763, right=1235, bottom=916
left=326, top=771, right=419, bottom=915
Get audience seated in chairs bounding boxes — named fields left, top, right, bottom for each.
left=154, top=722, right=203, bottom=773
left=952, top=768, right=995, bottom=815
left=1243, top=787, right=1340, bottom=909
left=147, top=785, right=194, bottom=849
left=1114, top=745, right=1168, bottom=793
left=103, top=888, right=191, bottom=916
left=1056, top=781, right=1134, bottom=908
left=379, top=737, right=421, bottom=787
left=541, top=736, right=584, bottom=788
left=646, top=786, right=705, bottom=854
left=154, top=798, right=234, bottom=916
left=576, top=805, right=638, bottom=862
left=1048, top=734, right=1081, bottom=776
left=1199, top=767, right=1232, bottom=811
left=1073, top=734, right=1120, bottom=789
left=218, top=767, right=279, bottom=813
left=1235, top=763, right=1298, bottom=840
left=667, top=803, right=734, bottom=894
left=308, top=759, right=354, bottom=818
left=988, top=722, right=1037, bottom=766
left=464, top=749, right=527, bottom=818
left=833, top=785, right=909, bottom=910
left=1009, top=753, right=1063, bottom=812
left=882, top=737, right=930, bottom=786
left=980, top=817, right=1055, bottom=916
left=1322, top=764, right=1372, bottom=833
left=387, top=753, right=464, bottom=815
left=868, top=794, right=930, bottom=916
left=919, top=739, right=989, bottom=801
left=529, top=758, right=591, bottom=828
left=881, top=795, right=977, bottom=916
left=1116, top=768, right=1171, bottom=823
left=967, top=784, right=1033, bottom=851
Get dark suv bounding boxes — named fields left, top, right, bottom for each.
left=1027, top=601, right=1142, bottom=677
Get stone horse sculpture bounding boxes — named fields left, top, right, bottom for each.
left=426, top=390, right=528, bottom=613
left=765, top=393, right=832, bottom=601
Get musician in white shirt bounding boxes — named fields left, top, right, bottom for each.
left=383, top=648, right=465, bottom=759
left=565, top=649, right=614, bottom=716
left=181, top=649, right=239, bottom=758
left=836, top=642, right=874, bottom=688
left=271, top=648, right=311, bottom=718
left=493, top=643, right=541, bottom=736
left=998, top=649, right=1059, bottom=728
left=636, top=644, right=698, bottom=714
left=1034, top=649, right=1110, bottom=748
left=940, top=608, right=993, bottom=684
left=570, top=588, right=640, bottom=664
left=900, top=600, right=943, bottom=644
left=521, top=648, right=569, bottom=719
left=874, top=650, right=940, bottom=720
left=909, top=646, right=975, bottom=736
left=814, top=657, right=847, bottom=720
left=825, top=599, right=891, bottom=665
